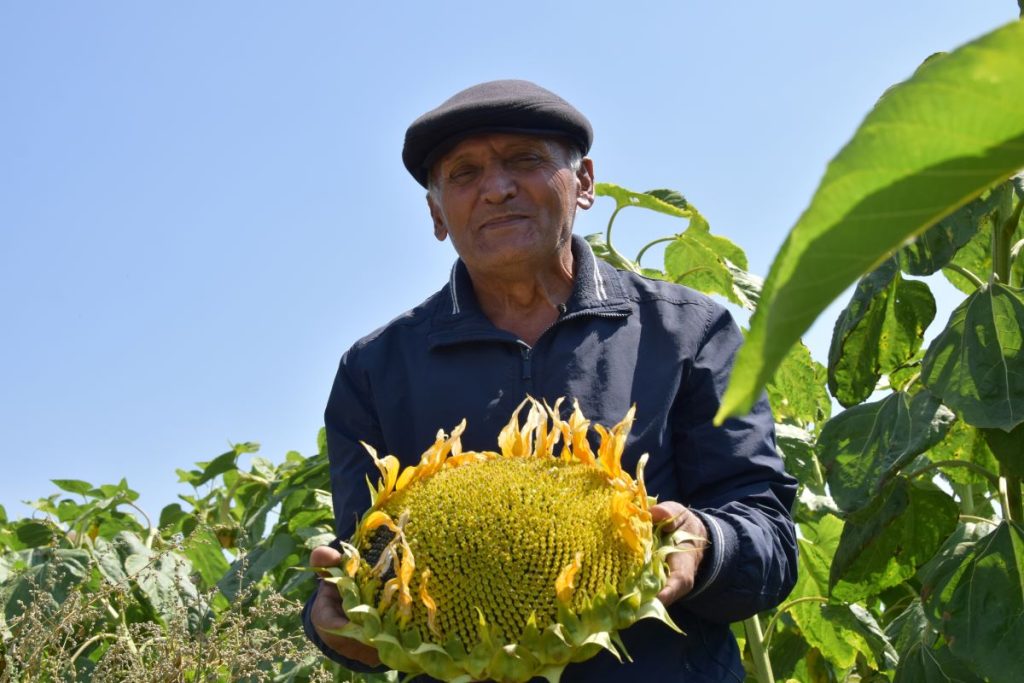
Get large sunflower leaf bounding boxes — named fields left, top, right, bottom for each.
left=887, top=600, right=983, bottom=683
left=900, top=180, right=1012, bottom=277
left=767, top=340, right=831, bottom=429
left=828, top=257, right=936, bottom=407
left=830, top=478, right=958, bottom=602
left=664, top=235, right=736, bottom=304
left=927, top=419, right=1000, bottom=487
left=919, top=521, right=997, bottom=610
left=983, top=422, right=1024, bottom=478
left=683, top=211, right=749, bottom=270
left=921, top=283, right=1024, bottom=430
left=930, top=522, right=1024, bottom=682
left=788, top=515, right=862, bottom=671
left=818, top=603, right=898, bottom=672
left=940, top=179, right=1021, bottom=292
left=1, top=548, right=91, bottom=623
left=716, top=20, right=1024, bottom=423
left=818, top=391, right=955, bottom=512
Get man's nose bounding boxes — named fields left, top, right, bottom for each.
left=480, top=163, right=517, bottom=203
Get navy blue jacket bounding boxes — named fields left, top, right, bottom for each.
left=304, top=235, right=797, bottom=681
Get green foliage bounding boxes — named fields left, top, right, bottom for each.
left=817, top=391, right=954, bottom=512
left=827, top=257, right=936, bottom=407
left=0, top=437, right=394, bottom=682
left=590, top=24, right=1024, bottom=670
left=718, top=19, right=1024, bottom=421
left=925, top=522, right=1024, bottom=681
left=921, top=282, right=1024, bottom=430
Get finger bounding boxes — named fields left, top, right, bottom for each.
left=649, top=501, right=685, bottom=524
left=310, top=545, right=343, bottom=569
left=656, top=554, right=694, bottom=605
left=313, top=583, right=350, bottom=630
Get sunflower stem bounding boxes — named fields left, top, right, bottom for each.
left=743, top=614, right=775, bottom=683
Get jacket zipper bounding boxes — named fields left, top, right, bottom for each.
left=517, top=309, right=628, bottom=383
left=519, top=343, right=532, bottom=381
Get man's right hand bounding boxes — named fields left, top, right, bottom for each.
left=309, top=545, right=383, bottom=667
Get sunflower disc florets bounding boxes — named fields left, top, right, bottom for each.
left=321, top=397, right=681, bottom=683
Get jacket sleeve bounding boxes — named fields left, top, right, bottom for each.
left=301, top=348, right=390, bottom=672
left=672, top=302, right=798, bottom=623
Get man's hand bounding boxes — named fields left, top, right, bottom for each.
left=309, top=545, right=382, bottom=667
left=650, top=502, right=709, bottom=607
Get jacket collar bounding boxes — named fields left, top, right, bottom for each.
left=428, top=234, right=631, bottom=346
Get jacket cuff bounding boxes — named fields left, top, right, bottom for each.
left=681, top=508, right=738, bottom=603
left=302, top=578, right=390, bottom=674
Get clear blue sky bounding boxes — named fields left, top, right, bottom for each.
left=1, top=2, right=1016, bottom=520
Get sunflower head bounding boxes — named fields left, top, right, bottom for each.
left=321, top=397, right=681, bottom=682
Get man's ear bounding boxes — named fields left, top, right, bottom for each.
left=427, top=193, right=448, bottom=241
left=576, top=158, right=595, bottom=210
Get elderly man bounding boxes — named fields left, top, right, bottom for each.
left=303, top=80, right=797, bottom=681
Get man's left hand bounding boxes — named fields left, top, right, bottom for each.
left=650, top=501, right=708, bottom=607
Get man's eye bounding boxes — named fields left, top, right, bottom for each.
left=509, top=154, right=542, bottom=168
left=449, top=167, right=478, bottom=183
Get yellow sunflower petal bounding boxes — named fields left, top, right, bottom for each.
left=555, top=551, right=584, bottom=604
left=362, top=510, right=399, bottom=534
left=419, top=568, right=441, bottom=638
left=498, top=399, right=530, bottom=457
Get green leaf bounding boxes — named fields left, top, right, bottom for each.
left=158, top=502, right=189, bottom=532
left=115, top=531, right=206, bottom=630
left=930, top=522, right=1024, bottom=681
left=726, top=262, right=763, bottom=309
left=830, top=478, right=958, bottom=602
left=50, top=479, right=93, bottom=496
left=684, top=211, right=749, bottom=270
left=921, top=283, right=1024, bottom=430
left=982, top=422, right=1024, bottom=478
left=788, top=514, right=864, bottom=671
left=775, top=423, right=824, bottom=490
left=14, top=521, right=56, bottom=548
left=178, top=528, right=230, bottom=589
left=818, top=391, right=955, bottom=512
left=827, top=258, right=936, bottom=407
left=717, top=21, right=1024, bottom=422
left=887, top=600, right=983, bottom=683
left=191, top=449, right=240, bottom=487
left=595, top=183, right=692, bottom=218
left=1, top=549, right=91, bottom=622
left=662, top=212, right=752, bottom=307
left=940, top=180, right=1019, bottom=292
left=818, top=603, right=898, bottom=671
left=919, top=520, right=996, bottom=608
left=217, top=532, right=297, bottom=601
left=767, top=340, right=831, bottom=429
left=644, top=188, right=689, bottom=212
left=888, top=354, right=924, bottom=392
left=899, top=183, right=1001, bottom=276
left=929, top=419, right=1000, bottom=486
left=664, top=235, right=736, bottom=303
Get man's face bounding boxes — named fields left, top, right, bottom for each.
left=426, top=133, right=595, bottom=276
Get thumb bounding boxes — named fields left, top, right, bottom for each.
left=310, top=545, right=343, bottom=571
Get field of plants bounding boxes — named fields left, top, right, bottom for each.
left=3, top=12, right=1024, bottom=683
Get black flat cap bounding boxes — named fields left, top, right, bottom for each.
left=402, top=79, right=593, bottom=187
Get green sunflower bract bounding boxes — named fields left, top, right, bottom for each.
left=321, top=397, right=682, bottom=683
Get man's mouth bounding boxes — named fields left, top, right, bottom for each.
left=480, top=214, right=529, bottom=229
